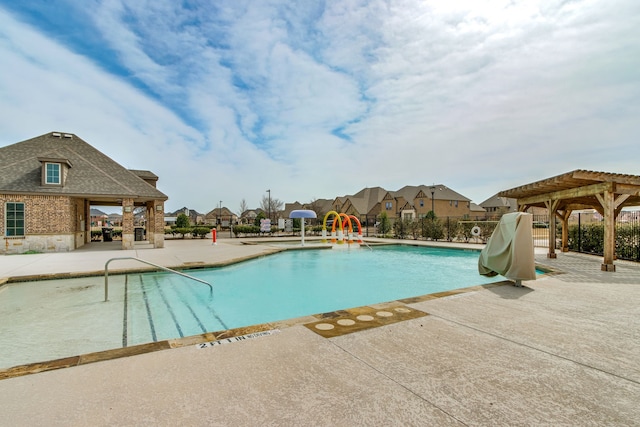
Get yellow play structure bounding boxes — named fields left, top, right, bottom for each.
left=320, top=211, right=364, bottom=245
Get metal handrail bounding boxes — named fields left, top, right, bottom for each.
left=104, top=257, right=212, bottom=301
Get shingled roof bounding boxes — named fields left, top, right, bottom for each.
left=0, top=132, right=167, bottom=202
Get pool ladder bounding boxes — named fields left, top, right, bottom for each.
left=104, top=257, right=212, bottom=302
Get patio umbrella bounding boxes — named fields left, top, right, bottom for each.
left=289, top=210, right=317, bottom=246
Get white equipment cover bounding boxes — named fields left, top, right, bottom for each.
left=478, top=212, right=537, bottom=281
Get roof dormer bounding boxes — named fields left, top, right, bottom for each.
left=37, top=157, right=72, bottom=187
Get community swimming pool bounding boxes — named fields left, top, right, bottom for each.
left=0, top=245, right=509, bottom=369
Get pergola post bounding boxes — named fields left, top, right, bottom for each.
left=544, top=199, right=559, bottom=258
left=597, top=190, right=616, bottom=271
left=595, top=191, right=630, bottom=272
left=558, top=209, right=572, bottom=252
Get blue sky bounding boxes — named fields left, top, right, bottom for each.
left=1, top=0, right=639, bottom=214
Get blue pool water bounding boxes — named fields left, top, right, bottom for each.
left=124, top=245, right=505, bottom=345
left=0, top=245, right=509, bottom=368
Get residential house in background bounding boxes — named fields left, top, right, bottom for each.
left=480, top=194, right=518, bottom=218
left=328, top=185, right=472, bottom=225
left=338, top=187, right=388, bottom=225
left=90, top=208, right=109, bottom=227
left=107, top=212, right=123, bottom=227
left=205, top=206, right=237, bottom=226
left=167, top=207, right=203, bottom=225
left=480, top=194, right=547, bottom=219
left=238, top=208, right=264, bottom=225
left=282, top=199, right=333, bottom=223
left=282, top=202, right=304, bottom=218
left=90, top=208, right=122, bottom=227
left=469, top=202, right=486, bottom=219
left=0, top=132, right=168, bottom=253
left=392, top=185, right=471, bottom=221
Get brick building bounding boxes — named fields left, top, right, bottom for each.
left=0, top=132, right=168, bottom=253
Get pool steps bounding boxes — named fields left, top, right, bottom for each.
left=124, top=274, right=227, bottom=347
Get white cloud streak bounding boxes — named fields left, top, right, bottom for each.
left=1, top=0, right=639, bottom=213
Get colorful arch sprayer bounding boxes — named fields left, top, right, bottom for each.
left=321, top=211, right=364, bottom=245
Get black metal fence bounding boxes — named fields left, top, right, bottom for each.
left=232, top=211, right=640, bottom=262
left=335, top=215, right=500, bottom=243
left=567, top=210, right=640, bottom=262
left=344, top=211, right=640, bottom=262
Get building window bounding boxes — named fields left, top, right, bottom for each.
left=419, top=199, right=424, bottom=207
left=455, top=200, right=458, bottom=208
left=5, top=202, right=25, bottom=236
left=45, top=163, right=61, bottom=184
left=385, top=202, right=392, bottom=210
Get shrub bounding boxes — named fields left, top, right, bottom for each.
left=175, top=227, right=193, bottom=239
left=419, top=217, right=444, bottom=241
left=568, top=223, right=603, bottom=254
left=378, top=212, right=391, bottom=236
left=232, top=225, right=260, bottom=237
left=393, top=218, right=409, bottom=239
left=192, top=227, right=210, bottom=239
left=568, top=223, right=640, bottom=261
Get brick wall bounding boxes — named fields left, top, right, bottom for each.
left=1, top=194, right=76, bottom=235
left=1, top=194, right=81, bottom=253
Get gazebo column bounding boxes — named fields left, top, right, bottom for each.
left=544, top=199, right=559, bottom=258
left=146, top=202, right=154, bottom=245
left=148, top=200, right=165, bottom=248
left=121, top=198, right=135, bottom=250
left=84, top=199, right=91, bottom=244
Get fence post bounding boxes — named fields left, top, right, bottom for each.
left=577, top=213, right=581, bottom=253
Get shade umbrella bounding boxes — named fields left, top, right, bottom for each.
left=289, top=210, right=317, bottom=246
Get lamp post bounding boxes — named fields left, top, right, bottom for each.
left=430, top=185, right=436, bottom=216
left=219, top=200, right=222, bottom=226
left=266, top=189, right=271, bottom=222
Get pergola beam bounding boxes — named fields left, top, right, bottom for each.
left=518, top=182, right=613, bottom=206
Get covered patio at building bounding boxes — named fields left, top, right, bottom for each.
left=499, top=170, right=640, bottom=272
left=87, top=196, right=166, bottom=251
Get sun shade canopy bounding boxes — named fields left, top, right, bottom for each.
left=289, top=209, right=317, bottom=219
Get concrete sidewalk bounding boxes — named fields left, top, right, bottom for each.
left=1, top=241, right=639, bottom=426
left=0, top=238, right=282, bottom=281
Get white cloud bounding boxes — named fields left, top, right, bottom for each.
left=1, top=0, right=640, bottom=213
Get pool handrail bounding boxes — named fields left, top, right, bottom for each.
left=104, top=257, right=212, bottom=301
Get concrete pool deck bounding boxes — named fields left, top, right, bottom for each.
left=1, top=237, right=639, bottom=425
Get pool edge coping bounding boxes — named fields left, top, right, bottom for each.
left=0, top=243, right=557, bottom=380
left=0, top=279, right=529, bottom=381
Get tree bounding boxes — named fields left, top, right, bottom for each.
left=238, top=198, right=248, bottom=217
left=393, top=218, right=408, bottom=239
left=176, top=213, right=190, bottom=228
left=378, top=212, right=391, bottom=236
left=260, top=195, right=283, bottom=219
left=254, top=211, right=266, bottom=227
